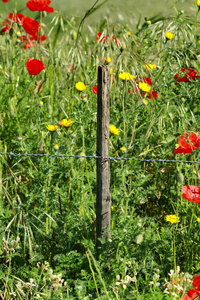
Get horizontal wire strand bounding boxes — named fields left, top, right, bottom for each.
left=0, top=152, right=199, bottom=164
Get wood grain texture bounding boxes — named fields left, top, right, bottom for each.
left=96, top=65, right=111, bottom=246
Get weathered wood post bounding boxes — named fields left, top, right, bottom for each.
left=96, top=65, right=111, bottom=247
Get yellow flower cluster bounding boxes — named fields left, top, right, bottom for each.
left=139, top=82, right=151, bottom=93
left=76, top=82, right=86, bottom=91
left=109, top=125, right=120, bottom=135
left=60, top=119, right=75, bottom=127
left=144, top=64, right=157, bottom=70
left=119, top=72, right=135, bottom=81
left=46, top=125, right=58, bottom=132
left=120, top=146, right=127, bottom=151
left=197, top=0, right=200, bottom=7
left=165, top=32, right=174, bottom=40
left=109, top=68, right=115, bottom=75
left=165, top=215, right=180, bottom=224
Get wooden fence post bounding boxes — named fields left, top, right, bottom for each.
left=96, top=65, right=111, bottom=247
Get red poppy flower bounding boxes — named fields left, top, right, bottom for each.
left=111, top=36, right=121, bottom=47
left=69, top=64, right=74, bottom=72
left=182, top=288, right=200, bottom=300
left=135, top=77, right=152, bottom=85
left=182, top=185, right=200, bottom=204
left=8, top=13, right=24, bottom=23
left=17, top=34, right=45, bottom=49
left=193, top=275, right=200, bottom=290
left=92, top=86, right=97, bottom=95
left=26, top=0, right=54, bottom=13
left=96, top=33, right=120, bottom=47
left=21, top=16, right=40, bottom=36
left=17, top=35, right=36, bottom=49
left=0, top=26, right=9, bottom=34
left=143, top=77, right=152, bottom=85
left=26, top=58, right=46, bottom=75
left=174, top=131, right=200, bottom=154
left=3, top=13, right=24, bottom=26
left=181, top=276, right=200, bottom=299
left=96, top=32, right=108, bottom=43
left=29, top=33, right=46, bottom=41
left=132, top=85, right=139, bottom=93
left=2, top=0, right=10, bottom=2
left=146, top=90, right=158, bottom=99
left=174, top=68, right=199, bottom=85
left=131, top=77, right=158, bottom=99
left=182, top=68, right=199, bottom=80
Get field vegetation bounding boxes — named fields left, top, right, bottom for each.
left=0, top=0, right=200, bottom=299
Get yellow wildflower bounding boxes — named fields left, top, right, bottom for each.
left=120, top=146, right=127, bottom=151
left=109, top=125, right=120, bottom=135
left=142, top=99, right=148, bottom=105
left=60, top=119, right=75, bottom=127
left=76, top=82, right=86, bottom=91
left=109, top=68, right=115, bottom=75
left=139, top=82, right=151, bottom=93
left=111, top=205, right=119, bottom=213
left=39, top=100, right=43, bottom=106
left=197, top=217, right=200, bottom=222
left=165, top=215, right=180, bottom=224
left=46, top=125, right=58, bottom=132
left=197, top=0, right=200, bottom=6
left=54, top=144, right=59, bottom=150
left=106, top=57, right=111, bottom=63
left=165, top=32, right=174, bottom=40
left=147, top=20, right=151, bottom=24
left=144, top=64, right=157, bottom=70
left=119, top=72, right=135, bottom=81
left=16, top=31, right=21, bottom=36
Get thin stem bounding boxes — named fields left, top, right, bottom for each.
left=110, top=140, right=120, bottom=158
left=173, top=225, right=176, bottom=271
left=75, top=0, right=99, bottom=47
left=172, top=0, right=178, bottom=15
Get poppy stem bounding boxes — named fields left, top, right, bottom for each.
left=172, top=225, right=177, bottom=272
left=193, top=156, right=200, bottom=182
left=110, top=140, right=120, bottom=158
left=39, top=11, right=43, bottom=48
left=128, top=122, right=136, bottom=149
left=122, top=81, right=126, bottom=132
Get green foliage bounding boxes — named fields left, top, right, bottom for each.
left=0, top=0, right=200, bottom=298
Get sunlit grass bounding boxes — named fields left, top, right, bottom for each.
left=1, top=0, right=200, bottom=298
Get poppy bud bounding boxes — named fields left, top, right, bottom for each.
left=120, top=41, right=126, bottom=51
left=177, top=172, right=184, bottom=183
left=111, top=41, right=115, bottom=51
left=71, top=30, right=77, bottom=40
left=9, top=27, right=14, bottom=37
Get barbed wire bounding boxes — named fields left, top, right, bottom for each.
left=0, top=152, right=200, bottom=164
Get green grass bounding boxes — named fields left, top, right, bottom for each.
left=0, top=0, right=197, bottom=27
left=0, top=0, right=200, bottom=298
